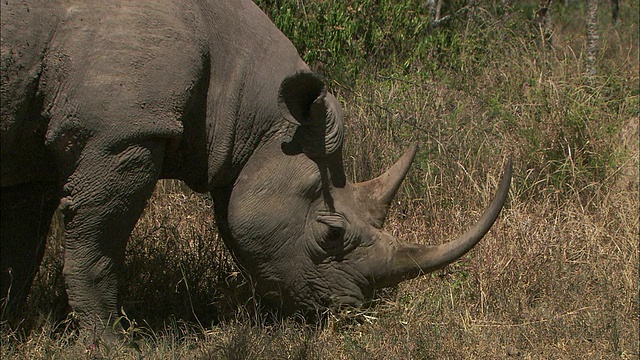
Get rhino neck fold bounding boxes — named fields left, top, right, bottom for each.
left=204, top=67, right=311, bottom=191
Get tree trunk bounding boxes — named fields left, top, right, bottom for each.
left=586, top=0, right=599, bottom=75
left=610, top=0, right=619, bottom=25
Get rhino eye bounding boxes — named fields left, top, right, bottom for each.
left=316, top=211, right=347, bottom=231
left=315, top=211, right=347, bottom=248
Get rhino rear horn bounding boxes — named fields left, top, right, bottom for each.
left=354, top=142, right=418, bottom=228
left=278, top=72, right=344, bottom=158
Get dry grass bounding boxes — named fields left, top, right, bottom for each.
left=2, top=1, right=638, bottom=359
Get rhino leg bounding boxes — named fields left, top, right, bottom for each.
left=1, top=182, right=58, bottom=320
left=58, top=139, right=164, bottom=337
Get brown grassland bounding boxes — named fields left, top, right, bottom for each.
left=1, top=1, right=638, bottom=359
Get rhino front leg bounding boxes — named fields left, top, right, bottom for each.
left=58, top=139, right=164, bottom=338
left=1, top=182, right=59, bottom=320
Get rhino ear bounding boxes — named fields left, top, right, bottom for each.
left=278, top=71, right=344, bottom=158
left=278, top=71, right=326, bottom=125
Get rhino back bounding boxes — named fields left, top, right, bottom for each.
left=1, top=0, right=307, bottom=190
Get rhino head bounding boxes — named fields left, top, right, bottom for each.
left=213, top=72, right=512, bottom=313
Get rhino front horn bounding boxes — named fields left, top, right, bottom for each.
left=369, top=159, right=513, bottom=289
left=354, top=142, right=419, bottom=228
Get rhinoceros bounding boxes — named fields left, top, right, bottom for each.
left=1, top=0, right=511, bottom=335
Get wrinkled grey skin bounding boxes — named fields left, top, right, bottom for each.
left=1, top=0, right=512, bottom=335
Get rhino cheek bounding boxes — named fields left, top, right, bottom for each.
left=288, top=257, right=364, bottom=309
